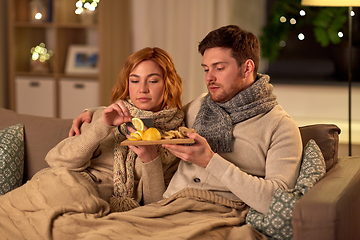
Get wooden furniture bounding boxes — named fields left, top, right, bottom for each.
left=8, top=0, right=132, bottom=118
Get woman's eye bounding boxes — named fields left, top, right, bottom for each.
left=203, top=69, right=209, bottom=72
left=149, top=78, right=160, bottom=83
left=130, top=79, right=139, bottom=83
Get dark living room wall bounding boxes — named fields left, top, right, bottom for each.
left=0, top=0, right=8, bottom=108
left=263, top=1, right=360, bottom=84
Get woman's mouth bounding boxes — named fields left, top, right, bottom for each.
left=137, top=97, right=151, bottom=102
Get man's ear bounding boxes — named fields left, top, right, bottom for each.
left=242, top=59, right=255, bottom=78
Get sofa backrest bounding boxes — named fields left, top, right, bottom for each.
left=299, top=124, right=341, bottom=171
left=1, top=107, right=341, bottom=181
left=0, top=108, right=72, bottom=181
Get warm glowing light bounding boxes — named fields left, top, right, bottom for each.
left=31, top=52, right=39, bottom=61
left=75, top=8, right=83, bottom=14
left=75, top=0, right=100, bottom=13
left=351, top=11, right=355, bottom=17
left=290, top=18, right=297, bottom=25
left=338, top=32, right=344, bottom=38
left=30, top=43, right=53, bottom=62
left=34, top=12, right=42, bottom=20
left=298, top=33, right=305, bottom=40
left=76, top=1, right=83, bottom=8
left=84, top=2, right=91, bottom=9
left=88, top=5, right=96, bottom=11
left=280, top=16, right=287, bottom=23
left=299, top=10, right=306, bottom=16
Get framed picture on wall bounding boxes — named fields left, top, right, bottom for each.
left=65, top=45, right=99, bottom=75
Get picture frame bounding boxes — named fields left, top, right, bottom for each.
left=65, top=45, right=99, bottom=75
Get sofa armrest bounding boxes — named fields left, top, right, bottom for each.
left=292, top=156, right=360, bottom=240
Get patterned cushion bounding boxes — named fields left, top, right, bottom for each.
left=246, top=139, right=326, bottom=240
left=0, top=124, right=25, bottom=195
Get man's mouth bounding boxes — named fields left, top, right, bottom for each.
left=208, top=85, right=220, bottom=91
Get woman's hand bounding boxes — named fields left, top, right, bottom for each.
left=128, top=145, right=158, bottom=163
left=126, top=125, right=158, bottom=163
left=102, top=102, right=132, bottom=126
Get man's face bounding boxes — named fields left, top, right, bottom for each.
left=201, top=47, right=246, bottom=103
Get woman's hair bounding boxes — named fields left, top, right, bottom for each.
left=111, top=47, right=183, bottom=110
left=198, top=25, right=260, bottom=77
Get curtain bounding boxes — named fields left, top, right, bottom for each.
left=131, top=0, right=234, bottom=105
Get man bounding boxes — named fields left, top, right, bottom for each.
left=70, top=25, right=302, bottom=218
left=161, top=25, right=302, bottom=215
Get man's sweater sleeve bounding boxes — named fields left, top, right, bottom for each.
left=205, top=116, right=302, bottom=214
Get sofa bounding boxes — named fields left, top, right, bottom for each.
left=1, top=106, right=360, bottom=240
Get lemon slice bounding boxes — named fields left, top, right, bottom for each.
left=142, top=127, right=161, bottom=141
left=134, top=130, right=144, bottom=139
left=132, top=118, right=145, bottom=131
left=128, top=132, right=142, bottom=141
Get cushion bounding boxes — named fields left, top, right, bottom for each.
left=0, top=107, right=73, bottom=180
left=299, top=124, right=340, bottom=171
left=0, top=124, right=24, bottom=195
left=246, top=139, right=326, bottom=240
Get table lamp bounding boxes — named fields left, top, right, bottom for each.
left=301, top=0, right=360, bottom=156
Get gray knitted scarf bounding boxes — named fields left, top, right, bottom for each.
left=192, top=74, right=277, bottom=153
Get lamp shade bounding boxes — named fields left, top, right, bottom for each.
left=301, top=0, right=360, bottom=6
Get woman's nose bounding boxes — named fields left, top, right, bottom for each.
left=139, top=82, right=149, bottom=93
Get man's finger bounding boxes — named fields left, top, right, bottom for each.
left=69, top=129, right=75, bottom=137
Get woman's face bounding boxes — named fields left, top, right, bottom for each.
left=128, top=60, right=165, bottom=112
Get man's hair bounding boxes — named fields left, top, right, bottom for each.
left=198, top=25, right=260, bottom=76
left=111, top=47, right=183, bottom=110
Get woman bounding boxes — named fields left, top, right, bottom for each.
left=2, top=47, right=184, bottom=217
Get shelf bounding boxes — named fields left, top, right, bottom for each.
left=9, top=0, right=134, bottom=118
left=15, top=71, right=54, bottom=77
left=9, top=0, right=100, bottom=118
left=12, top=22, right=97, bottom=29
left=55, top=23, right=98, bottom=29
left=13, top=22, right=53, bottom=28
left=58, top=74, right=98, bottom=80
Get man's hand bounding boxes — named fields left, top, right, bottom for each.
left=162, top=132, right=214, bottom=168
left=69, top=111, right=94, bottom=137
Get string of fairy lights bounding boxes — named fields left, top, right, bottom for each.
left=75, top=0, right=100, bottom=14
left=278, top=8, right=355, bottom=47
left=29, top=0, right=101, bottom=67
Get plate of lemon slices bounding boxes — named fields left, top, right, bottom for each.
left=121, top=118, right=195, bottom=146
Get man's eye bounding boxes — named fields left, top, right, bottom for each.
left=216, top=67, right=224, bottom=71
left=203, top=69, right=209, bottom=72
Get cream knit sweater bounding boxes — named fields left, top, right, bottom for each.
left=45, top=109, right=178, bottom=205
left=163, top=93, right=302, bottom=214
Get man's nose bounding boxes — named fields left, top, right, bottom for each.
left=206, top=70, right=215, bottom=83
